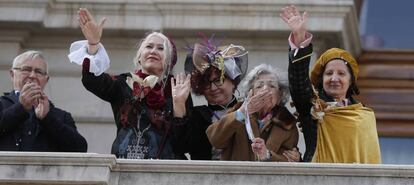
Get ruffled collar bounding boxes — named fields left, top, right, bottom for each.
left=125, top=70, right=172, bottom=110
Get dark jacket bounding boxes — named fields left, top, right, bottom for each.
left=177, top=98, right=238, bottom=160
left=180, top=105, right=214, bottom=160
left=81, top=60, right=190, bottom=159
left=0, top=92, right=87, bottom=152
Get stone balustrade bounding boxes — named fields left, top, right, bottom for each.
left=0, top=152, right=412, bottom=185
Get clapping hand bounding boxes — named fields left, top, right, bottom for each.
left=19, top=82, right=50, bottom=120
left=19, top=82, right=42, bottom=111
left=34, top=93, right=50, bottom=120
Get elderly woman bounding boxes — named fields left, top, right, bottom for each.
left=68, top=8, right=191, bottom=159
left=281, top=5, right=381, bottom=163
left=206, top=64, right=299, bottom=161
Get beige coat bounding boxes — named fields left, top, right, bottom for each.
left=206, top=103, right=299, bottom=161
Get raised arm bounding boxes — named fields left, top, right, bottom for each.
left=281, top=5, right=317, bottom=162
left=280, top=5, right=314, bottom=115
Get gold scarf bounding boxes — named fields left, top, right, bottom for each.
left=312, top=103, right=381, bottom=164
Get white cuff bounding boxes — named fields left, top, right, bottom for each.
left=288, top=32, right=313, bottom=57
left=67, top=40, right=110, bottom=76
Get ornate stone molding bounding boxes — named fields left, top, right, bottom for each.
left=0, top=0, right=361, bottom=55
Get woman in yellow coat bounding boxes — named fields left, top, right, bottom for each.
left=281, top=5, right=381, bottom=163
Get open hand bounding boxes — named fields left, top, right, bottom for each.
left=78, top=8, right=106, bottom=46
left=280, top=5, right=308, bottom=45
left=172, top=73, right=191, bottom=103
left=171, top=73, right=191, bottom=117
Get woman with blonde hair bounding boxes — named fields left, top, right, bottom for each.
left=68, top=8, right=191, bottom=159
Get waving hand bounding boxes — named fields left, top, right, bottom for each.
left=280, top=5, right=308, bottom=46
left=77, top=8, right=106, bottom=54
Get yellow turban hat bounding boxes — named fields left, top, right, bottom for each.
left=310, top=48, right=359, bottom=86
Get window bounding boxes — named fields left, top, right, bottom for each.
left=379, top=137, right=414, bottom=164
left=359, top=0, right=414, bottom=49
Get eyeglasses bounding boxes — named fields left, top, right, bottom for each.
left=204, top=77, right=224, bottom=89
left=13, top=66, right=47, bottom=77
left=253, top=80, right=279, bottom=89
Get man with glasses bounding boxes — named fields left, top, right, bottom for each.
left=0, top=50, right=87, bottom=152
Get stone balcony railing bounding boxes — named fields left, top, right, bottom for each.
left=0, top=152, right=413, bottom=185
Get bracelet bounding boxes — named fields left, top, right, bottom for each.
left=88, top=41, right=100, bottom=46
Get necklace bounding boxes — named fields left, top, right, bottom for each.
left=132, top=123, right=151, bottom=146
left=127, top=114, right=151, bottom=159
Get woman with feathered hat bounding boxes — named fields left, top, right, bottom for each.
left=176, top=38, right=249, bottom=160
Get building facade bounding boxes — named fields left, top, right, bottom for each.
left=3, top=0, right=410, bottom=164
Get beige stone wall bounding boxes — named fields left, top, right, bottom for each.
left=0, top=0, right=360, bottom=154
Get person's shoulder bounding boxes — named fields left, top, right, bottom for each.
left=106, top=72, right=131, bottom=81
left=0, top=92, right=15, bottom=103
left=191, top=105, right=211, bottom=121
left=192, top=105, right=209, bottom=113
left=50, top=106, right=66, bottom=113
left=0, top=93, right=8, bottom=101
left=272, top=106, right=297, bottom=130
left=227, top=102, right=243, bottom=113
left=49, top=103, right=72, bottom=117
left=118, top=72, right=131, bottom=78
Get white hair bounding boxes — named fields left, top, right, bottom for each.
left=240, top=64, right=290, bottom=106
left=12, top=50, right=48, bottom=73
left=133, top=32, right=173, bottom=79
